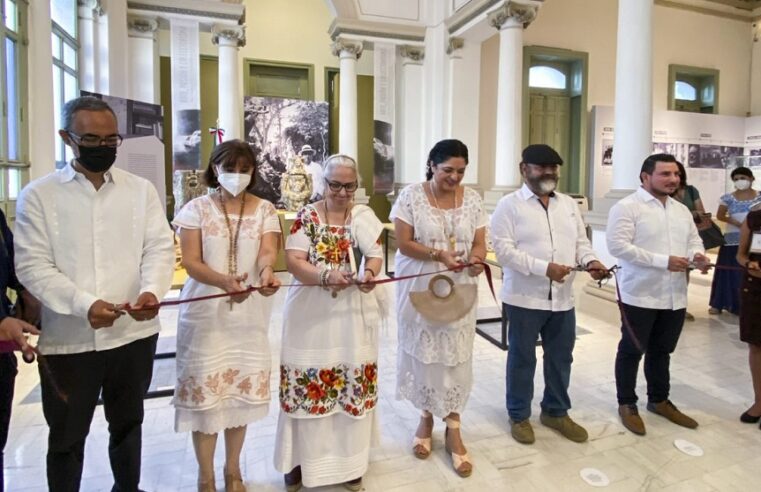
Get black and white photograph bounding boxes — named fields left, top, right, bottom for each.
left=243, top=96, right=329, bottom=206
left=172, top=108, right=202, bottom=171
left=601, top=139, right=613, bottom=166
left=373, top=120, right=394, bottom=193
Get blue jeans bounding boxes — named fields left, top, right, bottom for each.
left=505, top=304, right=576, bottom=422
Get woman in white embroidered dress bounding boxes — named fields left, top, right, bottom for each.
left=274, top=154, right=384, bottom=492
left=391, top=139, right=487, bottom=477
left=172, top=140, right=281, bottom=492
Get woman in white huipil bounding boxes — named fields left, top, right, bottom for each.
left=274, top=154, right=385, bottom=492
left=391, top=139, right=487, bottom=478
left=172, top=140, right=281, bottom=492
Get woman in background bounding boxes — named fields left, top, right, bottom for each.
left=672, top=161, right=706, bottom=321
left=710, top=167, right=761, bottom=315
left=736, top=203, right=761, bottom=427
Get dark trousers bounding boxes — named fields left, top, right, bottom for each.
left=615, top=304, right=685, bottom=405
left=0, top=353, right=17, bottom=492
left=504, top=304, right=577, bottom=422
left=40, top=334, right=157, bottom=492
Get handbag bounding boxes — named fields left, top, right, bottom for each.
left=409, top=275, right=477, bottom=324
left=697, top=221, right=725, bottom=250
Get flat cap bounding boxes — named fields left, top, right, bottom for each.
left=521, top=144, right=563, bottom=166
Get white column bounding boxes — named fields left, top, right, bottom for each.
left=488, top=2, right=538, bottom=192
left=331, top=38, right=363, bottom=160
left=447, top=37, right=480, bottom=186
left=423, top=23, right=448, bottom=147
left=212, top=25, right=245, bottom=141
left=751, top=23, right=761, bottom=116
left=397, top=46, right=426, bottom=185
left=28, top=0, right=56, bottom=180
left=445, top=38, right=464, bottom=137
left=612, top=0, right=654, bottom=190
left=127, top=16, right=159, bottom=104
left=77, top=0, right=100, bottom=93
left=99, top=0, right=128, bottom=97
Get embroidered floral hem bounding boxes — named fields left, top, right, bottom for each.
left=279, top=362, right=378, bottom=417
left=174, top=368, right=270, bottom=410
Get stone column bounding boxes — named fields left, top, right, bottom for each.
left=331, top=38, right=363, bottom=159
left=212, top=25, right=246, bottom=141
left=423, top=23, right=449, bottom=147
left=397, top=45, right=426, bottom=187
left=446, top=37, right=480, bottom=187
left=77, top=0, right=100, bottom=93
left=488, top=2, right=538, bottom=192
left=612, top=0, right=654, bottom=190
left=127, top=16, right=159, bottom=104
left=99, top=0, right=129, bottom=98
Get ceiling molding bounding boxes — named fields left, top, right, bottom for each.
left=328, top=17, right=426, bottom=44
left=656, top=0, right=757, bottom=21
left=127, top=0, right=244, bottom=23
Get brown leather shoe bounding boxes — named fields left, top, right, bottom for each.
left=619, top=404, right=646, bottom=435
left=647, top=400, right=698, bottom=429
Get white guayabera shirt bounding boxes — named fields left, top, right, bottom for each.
left=490, top=183, right=598, bottom=312
left=13, top=162, right=175, bottom=355
left=606, top=186, right=704, bottom=311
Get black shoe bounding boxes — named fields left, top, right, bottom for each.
left=740, top=411, right=761, bottom=423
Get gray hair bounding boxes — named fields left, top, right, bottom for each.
left=323, top=154, right=362, bottom=186
left=61, top=96, right=117, bottom=131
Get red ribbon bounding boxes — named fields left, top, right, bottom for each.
left=209, top=127, right=225, bottom=145
left=124, top=261, right=497, bottom=313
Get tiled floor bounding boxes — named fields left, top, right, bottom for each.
left=5, top=267, right=761, bottom=491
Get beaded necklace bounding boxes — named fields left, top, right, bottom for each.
left=219, top=190, right=246, bottom=309
left=429, top=181, right=461, bottom=252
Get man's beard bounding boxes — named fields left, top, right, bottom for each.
left=527, top=174, right=558, bottom=195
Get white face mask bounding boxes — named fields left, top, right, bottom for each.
left=734, top=178, right=751, bottom=191
left=217, top=172, right=251, bottom=197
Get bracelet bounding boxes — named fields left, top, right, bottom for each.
left=319, top=267, right=330, bottom=289
left=364, top=267, right=377, bottom=277
left=258, top=265, right=273, bottom=277
left=428, top=249, right=440, bottom=261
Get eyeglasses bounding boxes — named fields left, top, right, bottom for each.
left=326, top=180, right=358, bottom=192
left=67, top=131, right=123, bottom=148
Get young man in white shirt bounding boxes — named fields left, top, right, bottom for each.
left=14, top=96, right=174, bottom=491
left=491, top=144, right=607, bottom=445
left=606, top=153, right=710, bottom=436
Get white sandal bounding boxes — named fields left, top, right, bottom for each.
left=444, top=417, right=472, bottom=478
left=413, top=411, right=433, bottom=459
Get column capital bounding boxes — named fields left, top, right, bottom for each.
left=212, top=24, right=246, bottom=48
left=127, top=15, right=158, bottom=39
left=399, top=45, right=424, bottom=64
left=488, top=1, right=539, bottom=30
left=446, top=37, right=464, bottom=56
left=331, top=38, right=364, bottom=60
left=78, top=0, right=102, bottom=17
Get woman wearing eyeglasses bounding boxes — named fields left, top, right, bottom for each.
left=390, top=139, right=487, bottom=478
left=274, top=154, right=385, bottom=492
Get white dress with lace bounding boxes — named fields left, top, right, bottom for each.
left=390, top=183, right=487, bottom=417
left=171, top=194, right=281, bottom=434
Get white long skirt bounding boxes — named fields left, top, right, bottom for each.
left=273, top=411, right=379, bottom=488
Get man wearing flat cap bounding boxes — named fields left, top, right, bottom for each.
left=490, top=144, right=607, bottom=445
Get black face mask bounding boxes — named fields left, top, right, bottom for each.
left=77, top=145, right=117, bottom=173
